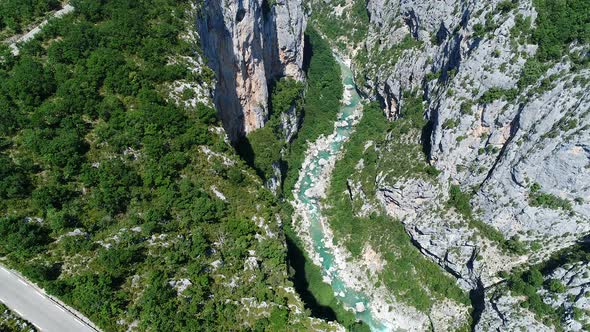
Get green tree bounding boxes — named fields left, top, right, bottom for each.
left=524, top=269, right=544, bottom=287
left=0, top=154, right=29, bottom=199
left=137, top=271, right=178, bottom=331
left=7, top=56, right=55, bottom=107
left=91, top=159, right=140, bottom=214
left=248, top=126, right=283, bottom=179
left=547, top=279, right=566, bottom=293
left=448, top=185, right=473, bottom=218
left=0, top=216, right=50, bottom=257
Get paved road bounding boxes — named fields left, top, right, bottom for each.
left=8, top=4, right=75, bottom=55
left=0, top=265, right=97, bottom=332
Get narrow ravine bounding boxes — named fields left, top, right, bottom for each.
left=291, top=56, right=388, bottom=331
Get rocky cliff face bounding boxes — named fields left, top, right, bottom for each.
left=311, top=0, right=590, bottom=329
left=198, top=0, right=307, bottom=142
left=365, top=0, right=590, bottom=277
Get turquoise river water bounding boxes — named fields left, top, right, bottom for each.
left=294, top=58, right=388, bottom=331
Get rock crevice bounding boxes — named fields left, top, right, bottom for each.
left=198, top=0, right=306, bottom=142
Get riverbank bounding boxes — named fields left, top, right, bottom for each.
left=290, top=54, right=430, bottom=331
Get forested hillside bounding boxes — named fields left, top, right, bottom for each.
left=0, top=1, right=337, bottom=331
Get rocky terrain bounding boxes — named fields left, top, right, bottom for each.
left=304, top=0, right=590, bottom=330
left=197, top=0, right=589, bottom=329
left=198, top=0, right=307, bottom=141
left=2, top=0, right=587, bottom=331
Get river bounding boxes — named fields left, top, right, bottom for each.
left=292, top=56, right=388, bottom=331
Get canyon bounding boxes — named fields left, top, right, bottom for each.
left=199, top=0, right=590, bottom=330
left=0, top=0, right=587, bottom=331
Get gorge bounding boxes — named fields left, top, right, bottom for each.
left=0, top=0, right=588, bottom=331
left=197, top=0, right=590, bottom=330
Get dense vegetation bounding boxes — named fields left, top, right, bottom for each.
left=511, top=0, right=590, bottom=95
left=311, top=0, right=369, bottom=48
left=532, top=0, right=590, bottom=61
left=0, top=0, right=59, bottom=35
left=325, top=101, right=470, bottom=314
left=283, top=28, right=344, bottom=195
left=0, top=1, right=329, bottom=331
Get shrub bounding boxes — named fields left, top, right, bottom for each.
left=529, top=183, right=573, bottom=211
left=448, top=185, right=472, bottom=218
left=547, top=279, right=566, bottom=293
left=0, top=216, right=51, bottom=257
left=497, top=0, right=517, bottom=13
left=473, top=23, right=485, bottom=38
left=479, top=87, right=518, bottom=104
left=443, top=118, right=459, bottom=129
left=518, top=58, right=546, bottom=89
left=524, top=269, right=544, bottom=287
left=460, top=101, right=474, bottom=115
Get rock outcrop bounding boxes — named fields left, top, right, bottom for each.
left=476, top=286, right=553, bottom=332
left=357, top=0, right=590, bottom=255
left=311, top=0, right=590, bottom=329
left=198, top=0, right=307, bottom=142
left=540, top=261, right=590, bottom=331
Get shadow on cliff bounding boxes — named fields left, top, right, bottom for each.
left=539, top=237, right=590, bottom=274
left=302, top=33, right=313, bottom=74
left=197, top=0, right=246, bottom=143
left=285, top=232, right=371, bottom=331
left=421, top=117, right=434, bottom=159
left=285, top=233, right=339, bottom=321
left=235, top=136, right=266, bottom=180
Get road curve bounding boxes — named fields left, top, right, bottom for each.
left=0, top=265, right=98, bottom=332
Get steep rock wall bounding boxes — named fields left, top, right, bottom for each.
left=311, top=0, right=590, bottom=328
left=198, top=0, right=306, bottom=142
left=336, top=0, right=590, bottom=283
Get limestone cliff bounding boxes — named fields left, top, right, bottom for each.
left=198, top=0, right=307, bottom=142
left=311, top=0, right=590, bottom=329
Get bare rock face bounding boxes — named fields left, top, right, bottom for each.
left=312, top=0, right=589, bottom=329
left=476, top=287, right=553, bottom=332
left=540, top=261, right=590, bottom=331
left=361, top=0, right=590, bottom=280
left=198, top=0, right=306, bottom=142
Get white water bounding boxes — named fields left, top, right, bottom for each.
left=291, top=56, right=390, bottom=331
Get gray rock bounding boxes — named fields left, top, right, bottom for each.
left=266, top=161, right=283, bottom=194
left=198, top=0, right=306, bottom=141
left=540, top=261, right=590, bottom=331
left=312, top=0, right=590, bottom=329
left=476, top=286, right=553, bottom=332
left=280, top=104, right=300, bottom=143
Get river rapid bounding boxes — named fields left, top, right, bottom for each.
left=291, top=55, right=389, bottom=331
